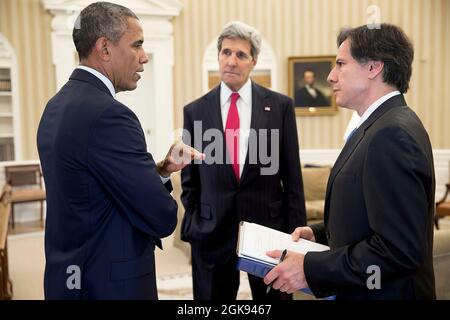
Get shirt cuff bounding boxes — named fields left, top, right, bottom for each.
left=160, top=175, right=170, bottom=184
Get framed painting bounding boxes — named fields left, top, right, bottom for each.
left=288, top=56, right=337, bottom=116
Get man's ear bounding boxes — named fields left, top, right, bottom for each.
left=367, top=61, right=384, bottom=79
left=95, top=37, right=110, bottom=61
left=251, top=57, right=257, bottom=68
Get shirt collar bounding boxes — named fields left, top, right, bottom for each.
left=77, top=65, right=116, bottom=99
left=357, top=90, right=401, bottom=127
left=220, top=78, right=252, bottom=107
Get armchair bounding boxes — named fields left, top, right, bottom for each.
left=0, top=185, right=12, bottom=299
left=435, top=183, right=450, bottom=229
left=4, top=164, right=46, bottom=228
left=302, top=165, right=331, bottom=224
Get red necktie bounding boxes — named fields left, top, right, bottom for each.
left=225, top=92, right=240, bottom=181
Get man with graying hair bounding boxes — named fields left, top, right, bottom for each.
left=37, top=2, right=203, bottom=299
left=181, top=21, right=306, bottom=300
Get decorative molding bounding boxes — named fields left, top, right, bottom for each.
left=0, top=33, right=22, bottom=160
left=300, top=149, right=340, bottom=166
left=42, top=0, right=182, bottom=17
left=0, top=38, right=12, bottom=59
left=43, top=0, right=182, bottom=35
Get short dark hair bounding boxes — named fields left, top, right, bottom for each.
left=72, top=2, right=138, bottom=60
left=337, top=23, right=414, bottom=93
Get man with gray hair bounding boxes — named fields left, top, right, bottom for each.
left=37, top=2, right=202, bottom=299
left=181, top=21, right=306, bottom=300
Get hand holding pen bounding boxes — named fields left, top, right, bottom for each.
left=264, top=248, right=308, bottom=294
left=266, top=249, right=287, bottom=294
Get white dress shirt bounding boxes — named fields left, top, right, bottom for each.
left=357, top=90, right=401, bottom=127
left=345, top=91, right=401, bottom=142
left=220, top=79, right=252, bottom=177
left=77, top=65, right=116, bottom=99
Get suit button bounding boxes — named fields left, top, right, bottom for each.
left=326, top=231, right=330, bottom=239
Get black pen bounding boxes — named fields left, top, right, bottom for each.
left=266, top=249, right=287, bottom=294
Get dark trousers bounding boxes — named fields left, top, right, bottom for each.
left=191, top=246, right=292, bottom=300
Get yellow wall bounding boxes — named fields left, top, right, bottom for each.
left=173, top=0, right=450, bottom=149
left=0, top=0, right=448, bottom=160
left=0, top=0, right=55, bottom=160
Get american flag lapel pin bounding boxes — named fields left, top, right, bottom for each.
left=264, top=106, right=271, bottom=112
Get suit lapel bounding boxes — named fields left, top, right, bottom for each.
left=240, top=82, right=268, bottom=185
left=325, top=128, right=364, bottom=197
left=206, top=86, right=239, bottom=184
left=325, top=94, right=408, bottom=216
left=205, top=86, right=223, bottom=134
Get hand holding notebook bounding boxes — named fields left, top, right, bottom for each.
left=236, top=221, right=330, bottom=297
left=237, top=221, right=329, bottom=267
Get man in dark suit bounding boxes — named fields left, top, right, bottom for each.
left=294, top=70, right=330, bottom=107
left=181, top=21, right=306, bottom=300
left=37, top=2, right=202, bottom=300
left=264, top=24, right=436, bottom=299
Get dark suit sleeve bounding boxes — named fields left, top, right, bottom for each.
left=280, top=98, right=307, bottom=232
left=180, top=106, right=201, bottom=240
left=88, top=104, right=178, bottom=239
left=310, top=222, right=328, bottom=246
left=304, top=127, right=431, bottom=298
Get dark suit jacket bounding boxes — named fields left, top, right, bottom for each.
left=181, top=82, right=307, bottom=263
left=37, top=69, right=178, bottom=299
left=295, top=86, right=329, bottom=107
left=304, top=95, right=436, bottom=299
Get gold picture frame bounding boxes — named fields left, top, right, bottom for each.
left=288, top=56, right=337, bottom=116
